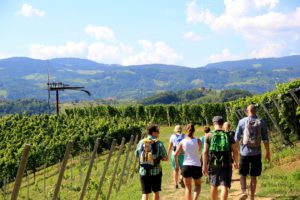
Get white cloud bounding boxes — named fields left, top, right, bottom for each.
left=17, top=4, right=45, bottom=18
left=184, top=31, right=203, bottom=42
left=251, top=42, right=283, bottom=58
left=186, top=1, right=215, bottom=24
left=186, top=0, right=300, bottom=43
left=85, top=25, right=115, bottom=41
left=253, top=0, right=279, bottom=10
left=121, top=40, right=182, bottom=65
left=0, top=54, right=12, bottom=59
left=209, top=48, right=243, bottom=62
left=29, top=41, right=86, bottom=59
left=87, top=42, right=132, bottom=63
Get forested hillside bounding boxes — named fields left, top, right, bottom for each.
left=0, top=56, right=299, bottom=101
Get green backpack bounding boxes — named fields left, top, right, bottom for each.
left=209, top=130, right=231, bottom=167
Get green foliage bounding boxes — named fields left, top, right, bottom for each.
left=140, top=88, right=252, bottom=105
left=0, top=113, right=144, bottom=187
left=0, top=99, right=49, bottom=116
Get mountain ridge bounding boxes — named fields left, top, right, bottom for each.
left=0, top=55, right=299, bottom=101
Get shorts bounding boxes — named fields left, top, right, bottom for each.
left=239, top=154, right=262, bottom=177
left=140, top=173, right=162, bottom=194
left=208, top=166, right=232, bottom=188
left=182, top=165, right=202, bottom=179
left=171, top=154, right=184, bottom=170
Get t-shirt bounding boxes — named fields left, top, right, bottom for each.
left=136, top=135, right=167, bottom=176
left=205, top=130, right=235, bottom=166
left=181, top=138, right=201, bottom=167
left=169, top=133, right=186, bottom=155
left=234, top=116, right=269, bottom=156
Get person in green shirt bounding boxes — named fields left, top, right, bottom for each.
left=136, top=124, right=168, bottom=200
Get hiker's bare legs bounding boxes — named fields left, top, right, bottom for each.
left=210, top=186, right=218, bottom=200
left=193, top=178, right=201, bottom=200
left=183, top=177, right=192, bottom=200
left=220, top=185, right=229, bottom=200
left=153, top=192, right=160, bottom=200
left=250, top=176, right=257, bottom=199
left=142, top=194, right=149, bottom=200
left=173, top=170, right=179, bottom=185
left=240, top=175, right=247, bottom=194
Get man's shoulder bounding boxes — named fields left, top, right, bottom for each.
left=205, top=133, right=213, bottom=140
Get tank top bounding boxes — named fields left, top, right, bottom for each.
left=181, top=138, right=201, bottom=167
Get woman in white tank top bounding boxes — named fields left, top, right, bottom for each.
left=175, top=124, right=202, bottom=200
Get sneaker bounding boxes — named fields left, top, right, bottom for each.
left=179, top=179, right=185, bottom=188
left=239, top=193, right=248, bottom=200
left=175, top=184, right=179, bottom=189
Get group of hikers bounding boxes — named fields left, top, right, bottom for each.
left=135, top=104, right=271, bottom=200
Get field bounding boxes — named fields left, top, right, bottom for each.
left=2, top=125, right=300, bottom=200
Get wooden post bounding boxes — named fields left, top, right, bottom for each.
left=70, top=155, right=73, bottom=188
left=44, top=164, right=47, bottom=198
left=234, top=110, right=241, bottom=120
left=52, top=141, right=73, bottom=200
left=225, top=106, right=231, bottom=122
left=289, top=90, right=300, bottom=106
left=79, top=150, right=83, bottom=185
left=11, top=144, right=31, bottom=200
left=3, top=176, right=7, bottom=200
left=107, top=137, right=126, bottom=200
left=271, top=97, right=281, bottom=112
left=117, top=135, right=134, bottom=191
left=261, top=103, right=285, bottom=138
left=55, top=90, right=59, bottom=115
left=26, top=171, right=29, bottom=200
left=237, top=109, right=244, bottom=119
left=130, top=133, right=144, bottom=179
left=79, top=138, right=100, bottom=200
left=125, top=134, right=139, bottom=183
left=94, top=139, right=116, bottom=200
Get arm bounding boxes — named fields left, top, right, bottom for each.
left=174, top=142, right=183, bottom=172
left=198, top=138, right=201, bottom=152
left=231, top=143, right=239, bottom=169
left=234, top=120, right=243, bottom=142
left=202, top=136, right=209, bottom=176
left=160, top=142, right=169, bottom=161
left=167, top=141, right=173, bottom=160
left=261, top=121, right=270, bottom=162
left=263, top=141, right=270, bottom=162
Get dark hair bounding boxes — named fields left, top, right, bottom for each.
left=186, top=124, right=195, bottom=137
left=203, top=126, right=210, bottom=134
left=147, top=124, right=159, bottom=135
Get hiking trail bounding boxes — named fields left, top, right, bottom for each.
left=161, top=168, right=275, bottom=200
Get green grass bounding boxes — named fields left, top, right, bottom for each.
left=0, top=89, right=7, bottom=98
left=22, top=73, right=47, bottom=81
left=257, top=144, right=300, bottom=199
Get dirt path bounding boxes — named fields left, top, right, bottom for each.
left=229, top=169, right=274, bottom=200
left=161, top=169, right=275, bottom=200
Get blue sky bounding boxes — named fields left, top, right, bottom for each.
left=0, top=0, right=300, bottom=67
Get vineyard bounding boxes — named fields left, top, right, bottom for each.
left=0, top=78, right=299, bottom=199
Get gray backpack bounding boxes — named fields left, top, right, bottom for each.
left=242, top=118, right=262, bottom=148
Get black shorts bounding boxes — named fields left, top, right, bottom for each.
left=140, top=173, right=162, bottom=194
left=208, top=166, right=232, bottom=188
left=239, top=154, right=262, bottom=177
left=182, top=165, right=202, bottom=179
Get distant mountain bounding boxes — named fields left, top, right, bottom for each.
left=0, top=56, right=299, bottom=101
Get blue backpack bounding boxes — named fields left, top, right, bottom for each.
left=173, top=134, right=185, bottom=154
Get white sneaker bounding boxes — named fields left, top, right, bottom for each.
left=239, top=193, right=248, bottom=200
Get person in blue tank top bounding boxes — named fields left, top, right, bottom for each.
left=167, top=125, right=186, bottom=189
